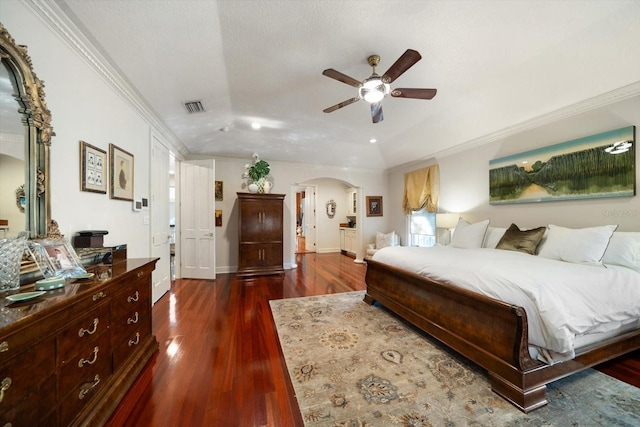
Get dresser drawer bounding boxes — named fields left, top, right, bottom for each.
left=58, top=331, right=111, bottom=399
left=0, top=374, right=56, bottom=426
left=0, top=337, right=55, bottom=410
left=59, top=358, right=111, bottom=427
left=57, top=303, right=110, bottom=364
left=111, top=281, right=150, bottom=322
left=112, top=315, right=151, bottom=371
left=0, top=319, right=65, bottom=367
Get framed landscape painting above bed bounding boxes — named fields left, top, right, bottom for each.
left=489, top=126, right=635, bottom=204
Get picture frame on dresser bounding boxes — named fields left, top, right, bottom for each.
left=110, top=143, right=134, bottom=201
left=29, top=238, right=86, bottom=278
left=80, top=141, right=107, bottom=194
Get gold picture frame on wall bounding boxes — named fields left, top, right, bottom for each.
left=80, top=141, right=107, bottom=194
left=110, top=143, right=134, bottom=201
left=215, top=180, right=223, bottom=201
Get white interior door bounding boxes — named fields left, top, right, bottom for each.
left=304, top=186, right=316, bottom=252
left=180, top=160, right=216, bottom=280
left=150, top=136, right=171, bottom=303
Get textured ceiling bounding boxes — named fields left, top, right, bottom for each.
left=54, top=0, right=640, bottom=170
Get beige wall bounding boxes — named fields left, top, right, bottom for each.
left=389, top=95, right=640, bottom=245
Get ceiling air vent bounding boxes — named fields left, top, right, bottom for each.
left=183, top=100, right=205, bottom=114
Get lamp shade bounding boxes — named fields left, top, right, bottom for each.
left=436, top=213, right=459, bottom=229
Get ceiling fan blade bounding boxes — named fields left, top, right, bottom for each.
left=382, top=49, right=422, bottom=84
left=323, top=97, right=360, bottom=113
left=391, top=88, right=437, bottom=100
left=322, top=69, right=362, bottom=88
left=371, top=102, right=383, bottom=123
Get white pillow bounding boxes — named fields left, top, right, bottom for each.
left=537, top=224, right=618, bottom=266
left=483, top=227, right=507, bottom=248
left=602, top=232, right=640, bottom=272
left=376, top=231, right=396, bottom=249
left=450, top=218, right=490, bottom=249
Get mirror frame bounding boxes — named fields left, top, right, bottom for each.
left=1, top=24, right=54, bottom=238
left=325, top=199, right=336, bottom=219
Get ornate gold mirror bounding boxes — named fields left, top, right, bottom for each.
left=0, top=24, right=53, bottom=239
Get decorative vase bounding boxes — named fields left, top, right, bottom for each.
left=0, top=234, right=27, bottom=291
left=263, top=180, right=272, bottom=194
left=248, top=183, right=259, bottom=193
left=256, top=177, right=267, bottom=193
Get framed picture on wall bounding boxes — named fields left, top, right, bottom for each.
left=215, top=180, right=223, bottom=201
left=366, top=196, right=383, bottom=217
left=215, top=209, right=222, bottom=227
left=80, top=141, right=107, bottom=194
left=110, top=143, right=134, bottom=201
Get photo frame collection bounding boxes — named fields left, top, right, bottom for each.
left=80, top=141, right=135, bottom=202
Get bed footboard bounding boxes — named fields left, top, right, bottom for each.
left=365, top=258, right=640, bottom=412
left=365, top=258, right=548, bottom=412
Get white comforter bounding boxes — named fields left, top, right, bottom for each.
left=372, top=246, right=640, bottom=362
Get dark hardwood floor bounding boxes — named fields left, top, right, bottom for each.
left=107, top=253, right=639, bottom=427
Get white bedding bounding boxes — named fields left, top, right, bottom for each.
left=372, top=246, right=640, bottom=363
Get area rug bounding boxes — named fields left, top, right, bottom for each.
left=270, top=291, right=640, bottom=426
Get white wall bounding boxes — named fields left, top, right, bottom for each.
left=299, top=178, right=349, bottom=253
left=1, top=3, right=167, bottom=257
left=0, top=155, right=25, bottom=234
left=389, top=95, right=640, bottom=245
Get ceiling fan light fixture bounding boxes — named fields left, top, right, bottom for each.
left=358, top=74, right=390, bottom=103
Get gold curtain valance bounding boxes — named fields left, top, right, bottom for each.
left=402, top=164, right=439, bottom=214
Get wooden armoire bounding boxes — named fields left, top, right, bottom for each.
left=237, top=192, right=285, bottom=277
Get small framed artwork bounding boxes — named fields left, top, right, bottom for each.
left=215, top=209, right=222, bottom=227
left=366, top=196, right=383, bottom=217
left=215, top=181, right=223, bottom=201
left=110, top=143, right=134, bottom=201
left=80, top=141, right=107, bottom=194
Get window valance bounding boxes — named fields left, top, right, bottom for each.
left=402, top=164, right=439, bottom=214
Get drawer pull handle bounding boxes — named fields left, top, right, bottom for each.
left=137, top=271, right=144, bottom=278
left=0, top=341, right=8, bottom=352
left=128, top=332, right=140, bottom=347
left=127, top=291, right=139, bottom=302
left=92, top=291, right=106, bottom=301
left=127, top=312, right=139, bottom=324
left=78, top=318, right=99, bottom=337
left=0, top=378, right=11, bottom=404
left=79, top=375, right=100, bottom=400
left=78, top=346, right=99, bottom=367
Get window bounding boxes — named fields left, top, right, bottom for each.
left=407, top=209, right=436, bottom=247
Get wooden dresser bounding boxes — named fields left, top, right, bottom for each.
left=237, top=193, right=285, bottom=277
left=0, top=258, right=158, bottom=426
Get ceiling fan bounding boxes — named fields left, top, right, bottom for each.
left=322, top=49, right=437, bottom=123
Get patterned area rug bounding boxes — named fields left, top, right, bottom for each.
left=270, top=291, right=640, bottom=426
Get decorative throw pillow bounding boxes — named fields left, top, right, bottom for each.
left=376, top=231, right=396, bottom=249
left=537, top=224, right=618, bottom=266
left=602, top=232, right=640, bottom=272
left=495, top=223, right=546, bottom=255
left=483, top=227, right=507, bottom=248
left=450, top=218, right=490, bottom=249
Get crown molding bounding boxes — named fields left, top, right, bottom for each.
left=24, top=0, right=190, bottom=157
left=432, top=80, right=640, bottom=161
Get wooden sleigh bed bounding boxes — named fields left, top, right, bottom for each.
left=364, top=257, right=640, bottom=413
